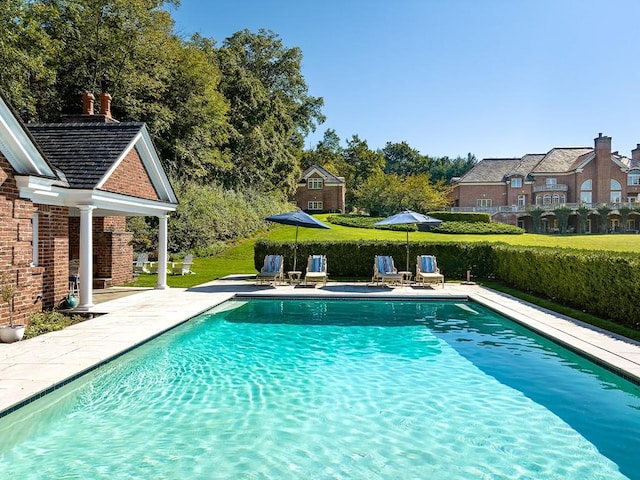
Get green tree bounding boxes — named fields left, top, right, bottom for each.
left=300, top=128, right=343, bottom=171
left=553, top=206, right=571, bottom=234
left=576, top=204, right=590, bottom=234
left=0, top=0, right=58, bottom=120
left=342, top=135, right=385, bottom=207
left=596, top=205, right=612, bottom=233
left=382, top=141, right=425, bottom=177
left=216, top=29, right=325, bottom=194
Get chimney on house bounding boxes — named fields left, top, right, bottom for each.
left=594, top=133, right=612, bottom=204
left=632, top=144, right=640, bottom=161
left=99, top=92, right=112, bottom=118
left=82, top=92, right=94, bottom=115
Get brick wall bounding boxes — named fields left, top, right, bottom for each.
left=37, top=205, right=69, bottom=309
left=101, top=147, right=159, bottom=200
left=293, top=175, right=345, bottom=212
left=0, top=154, right=45, bottom=325
left=70, top=216, right=134, bottom=286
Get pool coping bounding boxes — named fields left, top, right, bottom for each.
left=1, top=279, right=640, bottom=417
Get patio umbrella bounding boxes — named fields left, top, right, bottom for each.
left=265, top=210, right=330, bottom=271
left=374, top=210, right=442, bottom=272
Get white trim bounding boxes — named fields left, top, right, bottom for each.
left=14, top=176, right=176, bottom=216
left=0, top=96, right=57, bottom=177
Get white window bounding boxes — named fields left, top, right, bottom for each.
left=307, top=178, right=323, bottom=189
left=517, top=194, right=526, bottom=206
left=580, top=179, right=592, bottom=204
left=31, top=213, right=39, bottom=266
left=628, top=172, right=640, bottom=186
left=543, top=194, right=551, bottom=205
left=546, top=178, right=557, bottom=186
left=510, top=177, right=522, bottom=188
left=552, top=194, right=560, bottom=204
left=307, top=201, right=323, bottom=210
left=476, top=199, right=492, bottom=207
left=628, top=197, right=638, bottom=203
left=611, top=179, right=622, bottom=203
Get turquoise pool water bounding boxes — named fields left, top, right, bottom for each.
left=0, top=299, right=639, bottom=479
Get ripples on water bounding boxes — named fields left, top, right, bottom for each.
left=0, top=299, right=638, bottom=479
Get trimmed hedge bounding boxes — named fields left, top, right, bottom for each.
left=432, top=221, right=524, bottom=235
left=254, top=240, right=640, bottom=328
left=326, top=215, right=417, bottom=231
left=427, top=211, right=491, bottom=223
left=255, top=240, right=496, bottom=278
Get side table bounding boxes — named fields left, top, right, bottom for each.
left=287, top=271, right=302, bottom=285
left=398, top=271, right=413, bottom=287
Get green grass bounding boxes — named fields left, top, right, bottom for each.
left=128, top=214, right=640, bottom=289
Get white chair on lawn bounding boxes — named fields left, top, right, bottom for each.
left=172, top=254, right=194, bottom=275
left=133, top=253, right=149, bottom=274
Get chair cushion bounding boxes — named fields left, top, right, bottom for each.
left=311, top=255, right=323, bottom=272
left=421, top=255, right=436, bottom=273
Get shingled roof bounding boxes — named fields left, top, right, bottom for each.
left=456, top=158, right=521, bottom=183
left=530, top=147, right=592, bottom=173
left=27, top=122, right=144, bottom=189
left=300, top=163, right=345, bottom=184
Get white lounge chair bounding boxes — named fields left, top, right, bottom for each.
left=256, top=254, right=284, bottom=285
left=304, top=255, right=327, bottom=286
left=133, top=253, right=149, bottom=274
left=372, top=255, right=403, bottom=286
left=172, top=254, right=194, bottom=275
left=416, top=255, right=444, bottom=288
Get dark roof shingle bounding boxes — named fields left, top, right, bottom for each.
left=27, top=122, right=144, bottom=189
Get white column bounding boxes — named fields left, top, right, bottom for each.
left=77, top=205, right=95, bottom=309
left=156, top=214, right=169, bottom=289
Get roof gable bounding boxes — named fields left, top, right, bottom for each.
left=27, top=122, right=176, bottom=203
left=531, top=147, right=592, bottom=173
left=300, top=163, right=344, bottom=184
left=0, top=94, right=58, bottom=179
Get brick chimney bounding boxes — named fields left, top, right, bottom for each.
left=82, top=92, right=94, bottom=115
left=99, top=92, right=112, bottom=118
left=632, top=144, right=640, bottom=162
left=594, top=133, right=612, bottom=204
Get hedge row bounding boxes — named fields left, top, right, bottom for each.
left=254, top=240, right=640, bottom=328
left=326, top=215, right=417, bottom=231
left=427, top=211, right=491, bottom=223
left=432, top=221, right=524, bottom=235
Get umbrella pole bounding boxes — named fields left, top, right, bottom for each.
left=293, top=225, right=299, bottom=271
left=406, top=229, right=410, bottom=272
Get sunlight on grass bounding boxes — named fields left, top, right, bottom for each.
left=127, top=213, right=640, bottom=289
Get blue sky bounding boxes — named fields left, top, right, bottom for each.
left=171, top=0, right=640, bottom=160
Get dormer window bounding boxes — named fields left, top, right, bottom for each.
left=510, top=177, right=522, bottom=188
left=308, top=178, right=323, bottom=189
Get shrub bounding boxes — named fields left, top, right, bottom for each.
left=25, top=311, right=86, bottom=339
left=426, top=211, right=491, bottom=223
left=326, top=215, right=417, bottom=231
left=432, top=221, right=524, bottom=235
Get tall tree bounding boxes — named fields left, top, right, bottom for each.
left=0, top=0, right=58, bottom=120
left=342, top=134, right=385, bottom=207
left=300, top=128, right=343, bottom=171
left=382, top=141, right=428, bottom=177
left=216, top=29, right=325, bottom=194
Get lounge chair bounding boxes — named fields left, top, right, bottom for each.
left=416, top=255, right=444, bottom=288
left=172, top=254, right=194, bottom=275
left=256, top=254, right=284, bottom=285
left=372, top=255, right=403, bottom=286
left=133, top=253, right=149, bottom=274
left=305, top=255, right=327, bottom=286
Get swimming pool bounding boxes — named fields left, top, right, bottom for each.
left=0, top=298, right=638, bottom=479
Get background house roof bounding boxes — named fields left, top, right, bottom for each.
left=456, top=158, right=521, bottom=183
left=531, top=147, right=592, bottom=173
left=504, top=154, right=545, bottom=178
left=300, top=163, right=345, bottom=184
left=27, top=122, right=144, bottom=189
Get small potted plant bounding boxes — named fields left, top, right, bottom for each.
left=0, top=271, right=25, bottom=343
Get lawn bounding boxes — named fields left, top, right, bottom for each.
left=129, top=213, right=640, bottom=288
